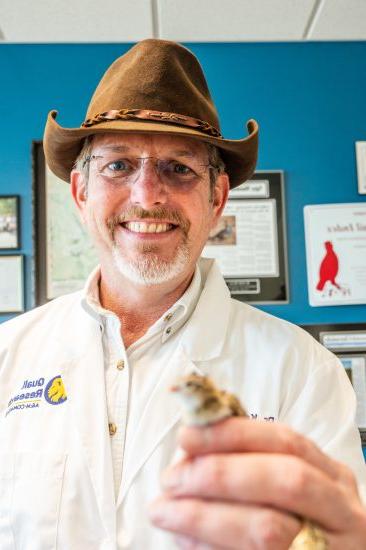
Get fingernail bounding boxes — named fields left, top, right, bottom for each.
left=174, top=535, right=194, bottom=549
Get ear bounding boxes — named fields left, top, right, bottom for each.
left=70, top=170, right=88, bottom=223
left=210, top=173, right=230, bottom=228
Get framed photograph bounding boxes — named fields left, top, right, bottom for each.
left=203, top=171, right=289, bottom=304
left=0, top=255, right=24, bottom=313
left=32, top=142, right=98, bottom=305
left=304, top=203, right=366, bottom=307
left=0, top=195, right=20, bottom=249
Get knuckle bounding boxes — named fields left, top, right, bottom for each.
left=281, top=459, right=310, bottom=504
left=181, top=499, right=204, bottom=529
left=194, top=455, right=227, bottom=493
left=280, top=427, right=310, bottom=458
left=337, top=462, right=357, bottom=489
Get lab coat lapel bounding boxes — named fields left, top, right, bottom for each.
left=118, top=346, right=197, bottom=505
left=56, top=308, right=116, bottom=542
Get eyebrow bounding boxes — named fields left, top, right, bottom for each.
left=171, top=150, right=196, bottom=158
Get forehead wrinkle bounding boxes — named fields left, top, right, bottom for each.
left=90, top=133, right=207, bottom=158
left=94, top=146, right=198, bottom=157
left=93, top=145, right=131, bottom=153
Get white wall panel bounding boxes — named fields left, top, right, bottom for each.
left=308, top=0, right=366, bottom=40
left=0, top=0, right=154, bottom=42
left=157, top=0, right=316, bottom=41
left=0, top=0, right=365, bottom=43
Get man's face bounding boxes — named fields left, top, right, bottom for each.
left=71, top=133, right=229, bottom=286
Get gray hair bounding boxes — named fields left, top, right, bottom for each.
left=73, top=136, right=94, bottom=180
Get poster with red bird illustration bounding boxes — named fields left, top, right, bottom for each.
left=304, top=203, right=366, bottom=306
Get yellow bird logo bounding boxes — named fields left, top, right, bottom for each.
left=46, top=376, right=67, bottom=404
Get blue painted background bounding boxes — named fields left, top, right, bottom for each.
left=0, top=42, right=365, bottom=324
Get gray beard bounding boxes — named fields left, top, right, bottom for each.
left=111, top=241, right=190, bottom=286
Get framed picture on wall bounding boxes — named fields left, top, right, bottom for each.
left=202, top=171, right=289, bottom=304
left=32, top=142, right=98, bottom=306
left=0, top=255, right=24, bottom=313
left=0, top=195, right=20, bottom=250
left=304, top=203, right=366, bottom=306
left=301, top=323, right=366, bottom=440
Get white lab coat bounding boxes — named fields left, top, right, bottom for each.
left=0, top=258, right=365, bottom=549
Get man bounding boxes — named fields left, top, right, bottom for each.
left=0, top=39, right=365, bottom=549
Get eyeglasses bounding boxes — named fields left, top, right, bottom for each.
left=84, top=155, right=217, bottom=189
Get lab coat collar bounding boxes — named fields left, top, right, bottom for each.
left=81, top=262, right=204, bottom=345
left=179, top=257, right=232, bottom=361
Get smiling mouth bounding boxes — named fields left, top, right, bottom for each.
left=121, top=221, right=178, bottom=234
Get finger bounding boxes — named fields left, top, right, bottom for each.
left=177, top=417, right=352, bottom=485
left=149, top=495, right=301, bottom=550
left=161, top=452, right=357, bottom=532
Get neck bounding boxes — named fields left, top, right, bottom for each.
left=98, top=264, right=195, bottom=346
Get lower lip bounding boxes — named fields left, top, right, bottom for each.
left=117, top=224, right=179, bottom=240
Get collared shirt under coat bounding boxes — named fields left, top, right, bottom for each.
left=82, top=264, right=202, bottom=499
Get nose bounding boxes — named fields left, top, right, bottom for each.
left=129, top=160, right=168, bottom=209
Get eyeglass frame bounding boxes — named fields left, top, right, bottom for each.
left=82, top=154, right=220, bottom=189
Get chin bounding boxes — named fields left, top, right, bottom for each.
left=111, top=245, right=190, bottom=286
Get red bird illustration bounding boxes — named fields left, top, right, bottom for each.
left=316, top=241, right=340, bottom=291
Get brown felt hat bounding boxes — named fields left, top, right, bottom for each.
left=43, top=39, right=258, bottom=188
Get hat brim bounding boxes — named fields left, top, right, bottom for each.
left=43, top=110, right=258, bottom=189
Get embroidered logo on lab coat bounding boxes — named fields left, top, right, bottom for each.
left=5, top=374, right=67, bottom=417
left=44, top=375, right=67, bottom=405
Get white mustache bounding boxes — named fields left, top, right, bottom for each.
left=107, top=206, right=190, bottom=237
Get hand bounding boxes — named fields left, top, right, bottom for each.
left=149, top=417, right=366, bottom=549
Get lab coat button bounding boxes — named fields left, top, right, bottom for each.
left=166, top=327, right=172, bottom=335
left=164, top=313, right=173, bottom=322
left=109, top=422, right=117, bottom=436
left=117, top=359, right=125, bottom=370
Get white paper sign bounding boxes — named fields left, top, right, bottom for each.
left=203, top=199, right=279, bottom=278
left=0, top=256, right=23, bottom=312
left=339, top=355, right=366, bottom=428
left=321, top=331, right=366, bottom=351
left=304, top=203, right=366, bottom=306
left=230, top=180, right=269, bottom=198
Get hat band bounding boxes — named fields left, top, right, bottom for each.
left=81, top=108, right=222, bottom=138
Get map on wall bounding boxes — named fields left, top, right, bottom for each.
left=46, top=168, right=98, bottom=299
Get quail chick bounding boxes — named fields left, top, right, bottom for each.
left=170, top=371, right=247, bottom=426
left=170, top=372, right=326, bottom=550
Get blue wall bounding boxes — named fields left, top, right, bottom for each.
left=0, top=42, right=365, bottom=324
